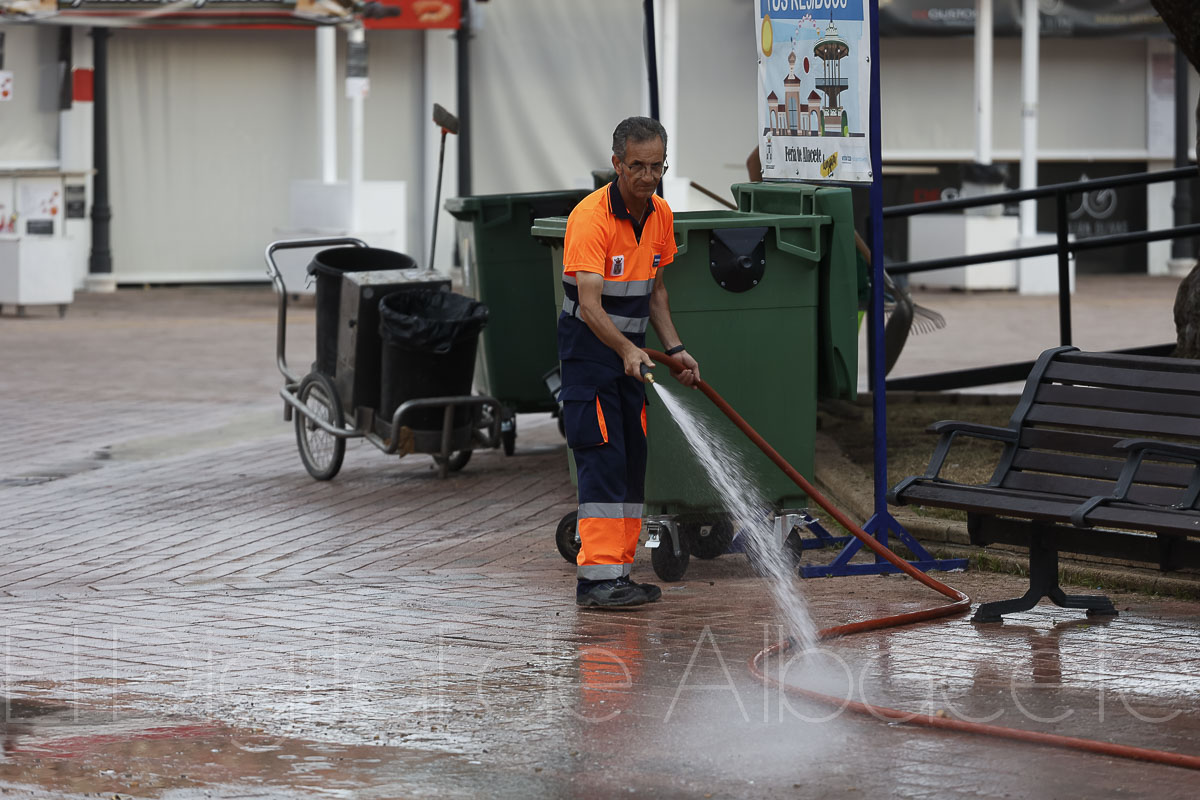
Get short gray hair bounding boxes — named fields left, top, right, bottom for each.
left=612, top=116, right=668, bottom=160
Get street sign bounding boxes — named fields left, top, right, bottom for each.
left=755, top=1, right=874, bottom=184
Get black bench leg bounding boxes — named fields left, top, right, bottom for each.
left=973, top=532, right=1118, bottom=623
left=972, top=586, right=1045, bottom=623
left=1046, top=585, right=1118, bottom=617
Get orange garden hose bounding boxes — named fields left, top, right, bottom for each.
left=643, top=348, right=1200, bottom=772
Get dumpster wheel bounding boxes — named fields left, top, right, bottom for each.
left=500, top=409, right=517, bottom=456
left=555, top=511, right=580, bottom=563
left=650, top=526, right=690, bottom=582
left=683, top=518, right=734, bottom=560
left=295, top=372, right=346, bottom=481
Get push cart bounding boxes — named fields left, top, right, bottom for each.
left=265, top=236, right=503, bottom=479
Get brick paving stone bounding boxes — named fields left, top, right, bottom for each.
left=1, top=285, right=1199, bottom=799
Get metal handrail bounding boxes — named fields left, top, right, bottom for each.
left=882, top=166, right=1199, bottom=391
left=883, top=166, right=1198, bottom=218
left=890, top=223, right=1200, bottom=276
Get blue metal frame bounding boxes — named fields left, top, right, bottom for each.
left=791, top=513, right=852, bottom=551
left=800, top=0, right=967, bottom=579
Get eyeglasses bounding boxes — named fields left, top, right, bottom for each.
left=620, top=160, right=669, bottom=179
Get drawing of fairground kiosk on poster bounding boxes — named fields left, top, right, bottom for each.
left=755, top=0, right=873, bottom=184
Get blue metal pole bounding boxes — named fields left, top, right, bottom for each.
left=867, top=0, right=888, bottom=544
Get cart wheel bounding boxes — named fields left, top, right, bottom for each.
left=683, top=518, right=734, bottom=560
left=651, top=528, right=690, bottom=582
left=58, top=304, right=68, bottom=318
left=555, top=511, right=580, bottom=563
left=295, top=372, right=346, bottom=481
left=434, top=450, right=472, bottom=472
left=496, top=409, right=516, bottom=456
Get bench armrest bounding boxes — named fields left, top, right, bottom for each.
left=1071, top=438, right=1200, bottom=526
left=891, top=420, right=1019, bottom=502
left=1115, top=438, right=1200, bottom=464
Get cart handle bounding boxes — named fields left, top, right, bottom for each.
left=264, top=236, right=368, bottom=384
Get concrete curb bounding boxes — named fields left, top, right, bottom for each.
left=811, top=430, right=1200, bottom=600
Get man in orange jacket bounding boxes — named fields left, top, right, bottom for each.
left=558, top=116, right=701, bottom=608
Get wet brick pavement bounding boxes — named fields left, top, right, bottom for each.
left=1, top=283, right=1199, bottom=798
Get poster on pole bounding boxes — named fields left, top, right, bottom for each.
left=755, top=1, right=873, bottom=184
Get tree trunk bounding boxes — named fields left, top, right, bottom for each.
left=1175, top=269, right=1200, bottom=357
left=1150, top=1, right=1200, bottom=357
left=1150, top=1, right=1200, bottom=65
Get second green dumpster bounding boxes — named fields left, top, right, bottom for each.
left=446, top=189, right=589, bottom=453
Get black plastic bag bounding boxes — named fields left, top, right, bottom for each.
left=379, top=289, right=489, bottom=354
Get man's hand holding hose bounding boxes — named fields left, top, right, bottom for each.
left=661, top=346, right=699, bottom=387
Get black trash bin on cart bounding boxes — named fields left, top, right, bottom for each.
left=378, top=289, right=489, bottom=453
left=271, top=237, right=498, bottom=483
left=308, top=247, right=419, bottom=377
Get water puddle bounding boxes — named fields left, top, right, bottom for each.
left=106, top=412, right=282, bottom=462
left=0, top=695, right=479, bottom=798
left=0, top=457, right=106, bottom=489
left=651, top=382, right=818, bottom=650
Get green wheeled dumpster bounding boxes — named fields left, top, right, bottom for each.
left=732, top=182, right=860, bottom=402
left=532, top=183, right=857, bottom=580
left=445, top=189, right=589, bottom=454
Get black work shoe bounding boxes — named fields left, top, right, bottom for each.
left=618, top=576, right=661, bottom=602
left=576, top=579, right=649, bottom=608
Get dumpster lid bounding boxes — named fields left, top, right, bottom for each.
left=532, top=209, right=832, bottom=259
left=732, top=182, right=819, bottom=215
left=445, top=190, right=589, bottom=221
left=669, top=209, right=821, bottom=230
left=530, top=215, right=569, bottom=242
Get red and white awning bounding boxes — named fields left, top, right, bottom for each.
left=0, top=0, right=460, bottom=29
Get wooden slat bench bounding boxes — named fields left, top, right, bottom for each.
left=889, top=346, right=1200, bottom=622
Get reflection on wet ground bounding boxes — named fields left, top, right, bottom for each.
left=4, top=584, right=1199, bottom=799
